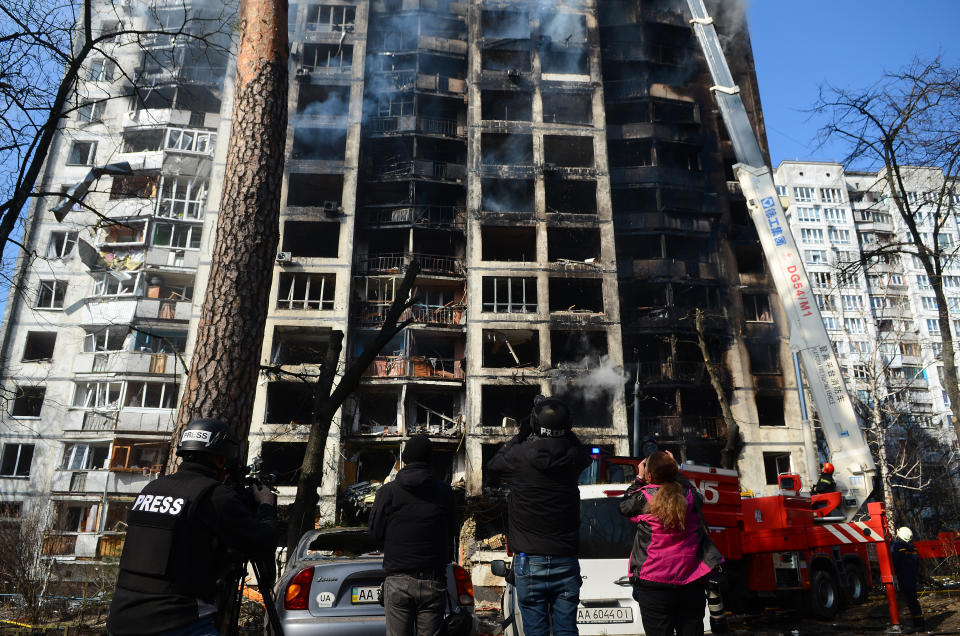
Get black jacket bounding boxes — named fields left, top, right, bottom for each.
left=368, top=463, right=455, bottom=573
left=892, top=539, right=920, bottom=588
left=487, top=432, right=592, bottom=556
left=810, top=473, right=837, bottom=495
left=108, top=462, right=278, bottom=635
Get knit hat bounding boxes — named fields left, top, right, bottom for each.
left=402, top=434, right=432, bottom=464
left=896, top=526, right=913, bottom=542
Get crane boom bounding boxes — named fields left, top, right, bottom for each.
left=683, top=0, right=875, bottom=519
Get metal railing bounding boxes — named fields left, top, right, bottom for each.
left=635, top=360, right=712, bottom=383
left=356, top=252, right=465, bottom=276
left=362, top=204, right=465, bottom=228
left=355, top=303, right=465, bottom=327
left=362, top=356, right=465, bottom=381
left=636, top=416, right=726, bottom=439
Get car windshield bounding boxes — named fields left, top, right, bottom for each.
left=579, top=496, right=635, bottom=560
left=302, top=529, right=382, bottom=559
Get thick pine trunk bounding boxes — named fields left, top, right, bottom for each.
left=168, top=0, right=288, bottom=463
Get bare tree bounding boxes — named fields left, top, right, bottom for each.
left=0, top=507, right=56, bottom=624
left=816, top=57, right=960, bottom=445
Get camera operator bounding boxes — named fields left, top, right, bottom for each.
left=108, top=419, right=278, bottom=636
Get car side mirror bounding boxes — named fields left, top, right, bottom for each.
left=491, top=559, right=508, bottom=577
left=502, top=417, right=517, bottom=428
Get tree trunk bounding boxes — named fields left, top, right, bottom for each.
left=695, top=309, right=740, bottom=469
left=168, top=0, right=288, bottom=467
left=285, top=263, right=421, bottom=557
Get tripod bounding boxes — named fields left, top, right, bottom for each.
left=232, top=558, right=285, bottom=636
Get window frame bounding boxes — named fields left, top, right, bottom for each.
left=0, top=443, right=35, bottom=477
left=66, top=141, right=97, bottom=166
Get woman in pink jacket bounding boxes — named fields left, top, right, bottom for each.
left=619, top=451, right=723, bottom=636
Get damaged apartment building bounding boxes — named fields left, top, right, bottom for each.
left=2, top=0, right=808, bottom=560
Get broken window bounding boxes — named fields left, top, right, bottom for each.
left=652, top=100, right=699, bottom=126
left=608, top=139, right=653, bottom=168
left=124, top=382, right=179, bottom=409
left=132, top=330, right=187, bottom=354
left=606, top=100, right=650, bottom=126
left=122, top=129, right=165, bottom=153
left=544, top=135, right=594, bottom=168
left=547, top=227, right=601, bottom=264
left=665, top=235, right=710, bottom=261
left=743, top=293, right=772, bottom=322
left=165, top=127, right=216, bottom=154
left=551, top=330, right=607, bottom=367
left=481, top=226, right=536, bottom=261
left=47, top=231, right=78, bottom=258
left=618, top=235, right=661, bottom=260
left=110, top=441, right=167, bottom=473
left=297, top=83, right=351, bottom=115
left=72, top=381, right=123, bottom=409
left=481, top=48, right=531, bottom=73
left=291, top=127, right=348, bottom=160
left=540, top=45, right=589, bottom=75
left=673, top=284, right=720, bottom=311
left=266, top=382, right=315, bottom=424
left=23, top=332, right=57, bottom=361
left=35, top=280, right=67, bottom=309
left=0, top=444, right=34, bottom=476
left=756, top=394, right=785, bottom=427
left=287, top=173, right=343, bottom=207
left=67, top=141, right=97, bottom=165
left=302, top=43, right=353, bottom=70
left=11, top=386, right=45, bottom=417
left=62, top=442, right=111, bottom=470
left=352, top=389, right=399, bottom=434
left=305, top=5, right=356, bottom=31
left=110, top=174, right=158, bottom=200
left=277, top=273, right=336, bottom=310
left=481, top=90, right=532, bottom=121
left=481, top=133, right=533, bottom=166
left=84, top=327, right=128, bottom=352
left=77, top=100, right=105, bottom=123
left=658, top=142, right=701, bottom=171
left=153, top=222, right=202, bottom=249
left=482, top=329, right=539, bottom=368
left=481, top=178, right=534, bottom=214
left=482, top=277, right=537, bottom=313
left=481, top=9, right=530, bottom=39
left=762, top=451, right=791, bottom=485
left=53, top=501, right=100, bottom=533
left=747, top=342, right=781, bottom=374
left=87, top=58, right=115, bottom=81
left=545, top=179, right=597, bottom=214
left=542, top=91, right=592, bottom=125
left=282, top=220, right=340, bottom=257
left=410, top=392, right=460, bottom=435
left=270, top=327, right=332, bottom=365
left=556, top=384, right=613, bottom=428
left=735, top=244, right=764, bottom=274
left=611, top=187, right=657, bottom=214
left=157, top=176, right=207, bottom=219
left=480, top=384, right=541, bottom=427
left=259, top=442, right=306, bottom=486
left=100, top=220, right=147, bottom=244
left=548, top=278, right=603, bottom=313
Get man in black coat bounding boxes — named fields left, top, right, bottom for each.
left=487, top=396, right=592, bottom=636
left=892, top=526, right=924, bottom=631
left=369, top=434, right=455, bottom=636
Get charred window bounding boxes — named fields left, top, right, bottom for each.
left=544, top=135, right=594, bottom=168
left=545, top=179, right=597, bottom=214
left=481, top=178, right=534, bottom=214
left=480, top=384, right=541, bottom=427
left=291, top=127, right=347, bottom=160
left=756, top=393, right=785, bottom=427
left=481, top=9, right=530, bottom=39
left=481, top=226, right=536, bottom=262
left=122, top=129, right=164, bottom=153
left=483, top=330, right=539, bottom=368
left=266, top=382, right=314, bottom=424
left=302, top=43, right=353, bottom=70
left=673, top=284, right=720, bottom=311
left=110, top=174, right=157, bottom=200
left=260, top=442, right=307, bottom=486
left=657, top=142, right=701, bottom=171
left=747, top=342, right=781, bottom=374
left=606, top=100, right=650, bottom=126
left=664, top=235, right=709, bottom=261
left=277, top=273, right=336, bottom=310
left=551, top=330, right=607, bottom=367
left=652, top=100, right=699, bottom=126
left=547, top=227, right=600, bottom=263
left=23, top=332, right=57, bottom=361
left=353, top=389, right=400, bottom=434
left=481, top=133, right=533, bottom=166
left=735, top=244, right=764, bottom=274
left=743, top=293, right=772, bottom=322
left=608, top=139, right=653, bottom=168
left=763, top=451, right=791, bottom=485
left=482, top=277, right=537, bottom=313
left=481, top=90, right=532, bottom=121
left=542, top=91, right=592, bottom=125
left=482, top=48, right=532, bottom=73
left=540, top=45, right=589, bottom=75
left=282, top=221, right=339, bottom=257
left=287, top=173, right=343, bottom=208
left=618, top=235, right=661, bottom=260
left=548, top=278, right=603, bottom=313
left=270, top=327, right=332, bottom=365
left=611, top=187, right=657, bottom=214
left=297, top=84, right=350, bottom=115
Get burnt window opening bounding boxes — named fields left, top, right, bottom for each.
left=481, top=133, right=533, bottom=166
left=555, top=385, right=613, bottom=428
left=539, top=12, right=587, bottom=46
left=277, top=273, right=336, bottom=310
left=302, top=43, right=353, bottom=70
left=540, top=46, right=589, bottom=75
left=548, top=278, right=603, bottom=313
left=545, top=179, right=597, bottom=214
left=270, top=327, right=332, bottom=365
left=266, top=382, right=314, bottom=424
left=551, top=330, right=607, bottom=367
left=481, top=226, right=536, bottom=262
left=411, top=227, right=462, bottom=258
left=743, top=293, right=773, bottom=322
left=297, top=83, right=351, bottom=115
left=621, top=282, right=669, bottom=314
left=12, top=386, right=45, bottom=417
left=291, top=127, right=348, bottom=160
left=542, top=91, right=592, bottom=125
left=23, top=332, right=57, bottom=361
left=305, top=4, right=356, bottom=31
left=419, top=54, right=465, bottom=81
left=122, top=129, right=165, bottom=153
left=482, top=277, right=537, bottom=313
left=351, top=448, right=399, bottom=485
left=608, top=139, right=653, bottom=168
left=756, top=394, right=785, bottom=427
left=657, top=142, right=701, bottom=172
left=481, top=90, right=532, bottom=121
left=483, top=329, right=539, bottom=368
left=619, top=235, right=662, bottom=260
left=287, top=173, right=343, bottom=208
left=606, top=100, right=650, bottom=126
left=763, top=451, right=791, bottom=485
left=482, top=48, right=532, bottom=73
left=547, top=227, right=601, bottom=262
left=109, top=174, right=158, bottom=200
left=611, top=187, right=658, bottom=214
left=410, top=392, right=460, bottom=434
left=652, top=100, right=700, bottom=126
left=636, top=388, right=676, bottom=418
left=481, top=178, right=534, bottom=214
left=544, top=135, right=594, bottom=168
left=747, top=342, right=781, bottom=374
left=661, top=188, right=706, bottom=213
left=673, top=284, right=720, bottom=311
left=259, top=442, right=306, bottom=486
left=680, top=387, right=722, bottom=418
left=481, top=9, right=531, bottom=39
left=282, top=221, right=340, bottom=257
left=480, top=384, right=541, bottom=428
left=729, top=199, right=750, bottom=226
left=735, top=244, right=765, bottom=274
left=355, top=390, right=399, bottom=433
left=664, top=235, right=710, bottom=262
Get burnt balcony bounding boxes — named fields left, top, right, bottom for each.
left=636, top=360, right=713, bottom=384
left=354, top=302, right=466, bottom=328
left=356, top=252, right=465, bottom=277
left=362, top=356, right=464, bottom=382
left=361, top=204, right=466, bottom=229
left=636, top=416, right=726, bottom=440
left=367, top=116, right=464, bottom=138
left=371, top=158, right=466, bottom=182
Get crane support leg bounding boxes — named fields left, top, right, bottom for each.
left=868, top=503, right=901, bottom=631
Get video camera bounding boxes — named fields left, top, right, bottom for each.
left=235, top=458, right=279, bottom=491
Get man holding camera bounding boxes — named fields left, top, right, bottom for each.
left=487, top=396, right=592, bottom=636
left=108, top=419, right=278, bottom=636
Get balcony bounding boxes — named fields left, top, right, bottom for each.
left=136, top=298, right=192, bottom=321
left=356, top=252, right=465, bottom=277
left=62, top=408, right=177, bottom=434
left=72, top=351, right=180, bottom=375
left=135, top=65, right=224, bottom=87
left=354, top=303, right=465, bottom=328
left=51, top=468, right=159, bottom=495
left=362, top=356, right=464, bottom=382
left=372, top=159, right=466, bottom=182
left=361, top=205, right=466, bottom=229
left=636, top=361, right=713, bottom=384
left=145, top=246, right=200, bottom=269
left=636, top=416, right=726, bottom=440
left=367, top=116, right=464, bottom=138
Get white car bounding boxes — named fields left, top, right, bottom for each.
left=492, top=484, right=712, bottom=635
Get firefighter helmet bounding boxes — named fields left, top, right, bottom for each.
left=176, top=418, right=239, bottom=460
left=822, top=462, right=835, bottom=475
left=896, top=526, right=913, bottom=542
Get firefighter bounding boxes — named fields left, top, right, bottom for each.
left=892, top=526, right=925, bottom=631
left=107, top=419, right=278, bottom=636
left=810, top=462, right=837, bottom=494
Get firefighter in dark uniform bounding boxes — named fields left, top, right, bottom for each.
left=892, top=526, right=925, bottom=631
left=810, top=462, right=837, bottom=494
left=107, top=419, right=278, bottom=635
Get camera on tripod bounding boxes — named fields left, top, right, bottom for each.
left=232, top=458, right=279, bottom=494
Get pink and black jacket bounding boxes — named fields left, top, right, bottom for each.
left=618, top=476, right=723, bottom=588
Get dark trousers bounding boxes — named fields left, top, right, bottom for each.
left=384, top=573, right=445, bottom=636
left=899, top=582, right=924, bottom=626
left=633, top=582, right=706, bottom=636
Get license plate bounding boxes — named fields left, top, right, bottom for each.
left=351, top=586, right=381, bottom=604
left=577, top=606, right=634, bottom=624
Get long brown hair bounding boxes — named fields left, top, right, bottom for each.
left=644, top=451, right=686, bottom=530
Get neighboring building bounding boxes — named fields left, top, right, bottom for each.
left=776, top=161, right=960, bottom=532
left=1, top=0, right=807, bottom=566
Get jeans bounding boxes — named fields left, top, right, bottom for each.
left=384, top=573, right=445, bottom=636
left=515, top=555, right=581, bottom=636
left=632, top=582, right=706, bottom=636
left=119, top=617, right=218, bottom=636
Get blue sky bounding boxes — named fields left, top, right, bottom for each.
left=746, top=1, right=960, bottom=167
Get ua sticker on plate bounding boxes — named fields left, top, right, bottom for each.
left=316, top=592, right=335, bottom=608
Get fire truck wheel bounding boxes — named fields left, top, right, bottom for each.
left=843, top=561, right=868, bottom=604
left=807, top=569, right=840, bottom=620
